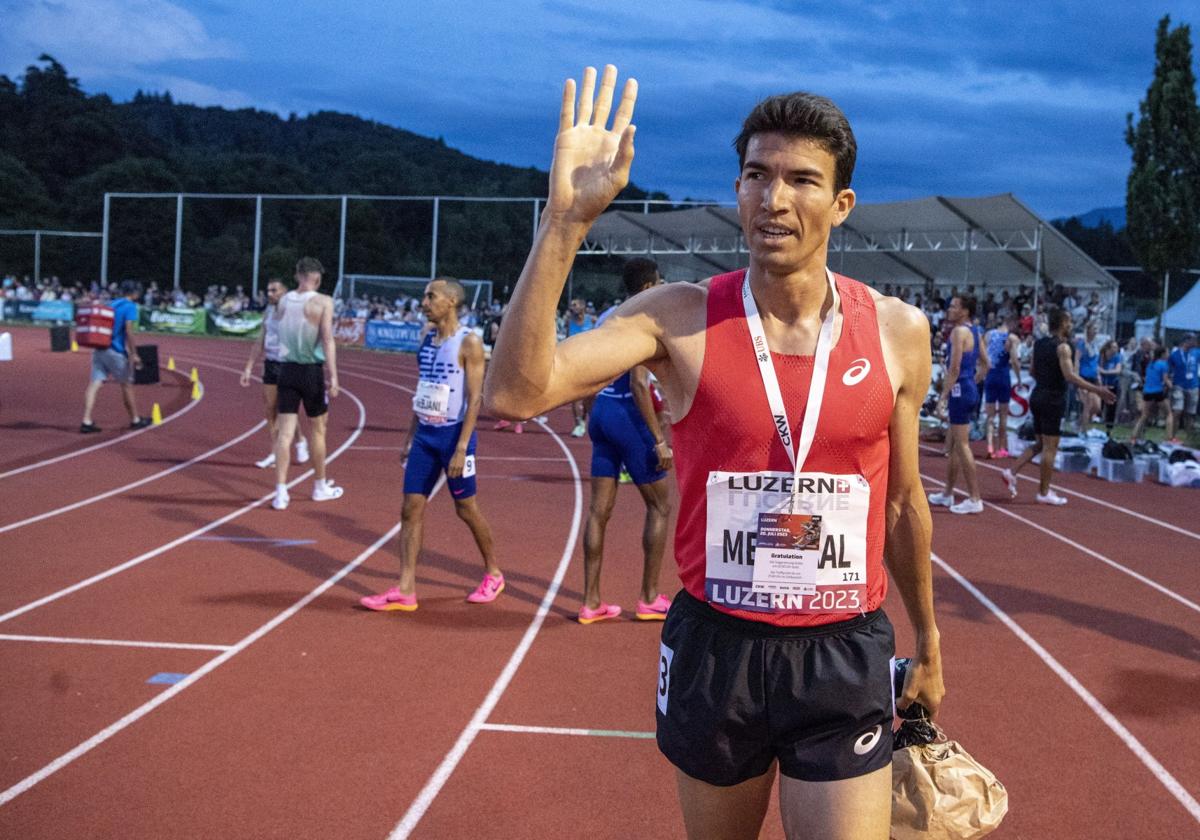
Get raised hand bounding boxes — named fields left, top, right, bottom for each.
left=545, top=65, right=638, bottom=225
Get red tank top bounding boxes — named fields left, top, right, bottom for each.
left=672, top=270, right=894, bottom=626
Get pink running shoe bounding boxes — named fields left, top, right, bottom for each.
left=360, top=587, right=417, bottom=612
left=635, top=594, right=671, bottom=621
left=578, top=603, right=622, bottom=625
left=996, top=448, right=1010, bottom=459
left=467, top=573, right=505, bottom=603
left=514, top=422, right=524, bottom=434
left=493, top=419, right=512, bottom=431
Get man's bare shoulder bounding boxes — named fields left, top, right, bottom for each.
left=872, top=292, right=929, bottom=344
left=603, top=280, right=709, bottom=335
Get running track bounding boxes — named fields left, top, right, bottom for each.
left=1, top=325, right=1197, bottom=838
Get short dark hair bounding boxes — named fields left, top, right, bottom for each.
left=295, top=256, right=325, bottom=276
left=621, top=258, right=659, bottom=297
left=118, top=279, right=142, bottom=298
left=433, top=277, right=465, bottom=307
left=954, top=294, right=977, bottom=319
left=1047, top=306, right=1069, bottom=333
left=734, top=92, right=857, bottom=193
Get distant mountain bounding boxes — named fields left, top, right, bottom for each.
left=1055, top=206, right=1125, bottom=230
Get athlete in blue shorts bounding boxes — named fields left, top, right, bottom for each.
left=579, top=258, right=674, bottom=624
left=982, top=314, right=1021, bottom=458
left=930, top=294, right=988, bottom=514
left=360, top=278, right=504, bottom=612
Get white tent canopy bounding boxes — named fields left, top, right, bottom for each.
left=1135, top=276, right=1200, bottom=336
left=583, top=194, right=1119, bottom=300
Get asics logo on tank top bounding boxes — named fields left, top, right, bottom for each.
left=853, top=724, right=882, bottom=755
left=842, top=357, right=871, bottom=387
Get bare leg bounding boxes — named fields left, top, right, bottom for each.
left=634, top=477, right=671, bottom=603
left=453, top=496, right=500, bottom=577
left=943, top=436, right=960, bottom=496
left=398, top=493, right=427, bottom=594
left=582, top=476, right=619, bottom=610
left=262, top=384, right=278, bottom=443
left=309, top=413, right=329, bottom=482
left=1166, top=405, right=1177, bottom=440
left=997, top=405, right=1010, bottom=449
left=82, top=379, right=103, bottom=424
left=119, top=382, right=141, bottom=422
left=778, top=765, right=892, bottom=840
left=984, top=404, right=997, bottom=453
left=273, top=413, right=298, bottom=485
left=1009, top=435, right=1042, bottom=478
left=950, top=424, right=980, bottom=501
left=1130, top=402, right=1151, bottom=441
left=1038, top=434, right=1060, bottom=495
left=676, top=765, right=776, bottom=840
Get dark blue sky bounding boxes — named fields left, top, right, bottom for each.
left=4, top=1, right=1198, bottom=219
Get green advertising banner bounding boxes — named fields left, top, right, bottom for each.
left=141, top=306, right=207, bottom=334
left=210, top=312, right=264, bottom=336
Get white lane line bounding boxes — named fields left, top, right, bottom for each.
left=933, top=551, right=1200, bottom=825
left=919, top=443, right=1200, bottom=541
left=0, top=634, right=231, bottom=652
left=0, top=419, right=265, bottom=535
left=390, top=417, right=583, bottom=840
left=0, top=479, right=444, bottom=807
left=0, top=386, right=366, bottom=626
left=0, top=374, right=202, bottom=480
left=921, top=473, right=1200, bottom=615
left=479, top=723, right=655, bottom=739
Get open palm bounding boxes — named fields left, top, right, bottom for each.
left=546, top=65, right=638, bottom=224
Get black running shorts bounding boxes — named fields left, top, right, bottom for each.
left=656, top=589, right=895, bottom=785
left=262, top=359, right=281, bottom=386
left=1030, top=388, right=1066, bottom=437
left=277, top=362, right=328, bottom=417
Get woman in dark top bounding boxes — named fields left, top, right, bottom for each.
left=1001, top=308, right=1115, bottom=505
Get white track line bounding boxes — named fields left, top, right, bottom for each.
left=0, top=374, right=202, bottom=480
left=0, top=478, right=445, bottom=807
left=390, top=417, right=583, bottom=840
left=921, top=473, right=1200, bottom=615
left=0, top=419, right=265, bottom=534
left=0, top=386, right=366, bottom=626
left=0, top=634, right=231, bottom=652
left=479, top=723, right=655, bottom=739
left=919, top=443, right=1200, bottom=541
left=933, top=551, right=1200, bottom=824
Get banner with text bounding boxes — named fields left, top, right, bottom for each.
left=5, top=299, right=75, bottom=322
left=365, top=320, right=422, bottom=352
left=210, top=311, right=264, bottom=336
left=140, top=306, right=207, bottom=334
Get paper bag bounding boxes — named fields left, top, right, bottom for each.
left=891, top=736, right=1008, bottom=840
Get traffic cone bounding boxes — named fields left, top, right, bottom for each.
left=151, top=403, right=163, bottom=425
left=71, top=339, right=79, bottom=352
left=167, top=356, right=175, bottom=371
left=189, top=366, right=198, bottom=382
left=191, top=380, right=201, bottom=400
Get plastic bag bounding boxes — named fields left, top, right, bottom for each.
left=891, top=722, right=1008, bottom=840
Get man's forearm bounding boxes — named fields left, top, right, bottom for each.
left=486, top=220, right=589, bottom=415
left=885, top=497, right=939, bottom=657
left=457, top=394, right=482, bottom=450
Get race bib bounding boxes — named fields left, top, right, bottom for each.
left=413, top=380, right=451, bottom=423
left=704, top=470, right=869, bottom=613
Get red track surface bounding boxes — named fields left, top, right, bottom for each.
left=1, top=324, right=1198, bottom=839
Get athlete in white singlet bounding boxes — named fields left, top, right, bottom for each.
left=241, top=278, right=308, bottom=469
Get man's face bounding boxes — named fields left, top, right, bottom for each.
left=735, top=132, right=855, bottom=275
left=422, top=282, right=456, bottom=320
left=569, top=299, right=585, bottom=317
left=947, top=297, right=965, bottom=323
left=266, top=282, right=285, bottom=306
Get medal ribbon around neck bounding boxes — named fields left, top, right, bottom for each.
left=741, top=269, right=840, bottom=505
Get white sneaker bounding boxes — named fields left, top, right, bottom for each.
left=950, top=498, right=984, bottom=515
left=312, top=479, right=344, bottom=502
left=1036, top=491, right=1068, bottom=506
left=927, top=491, right=954, bottom=507
left=570, top=420, right=587, bottom=438
left=271, top=487, right=290, bottom=510
left=295, top=439, right=310, bottom=464
left=256, top=452, right=276, bottom=469
left=1001, top=469, right=1018, bottom=498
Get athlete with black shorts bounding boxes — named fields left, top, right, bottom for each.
left=486, top=66, right=943, bottom=839
left=241, top=278, right=309, bottom=469
left=271, top=257, right=344, bottom=510
left=1003, top=307, right=1114, bottom=505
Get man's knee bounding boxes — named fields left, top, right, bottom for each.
left=401, top=494, right=427, bottom=522
left=453, top=497, right=480, bottom=521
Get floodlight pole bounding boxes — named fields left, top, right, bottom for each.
left=963, top=228, right=972, bottom=293
left=430, top=197, right=440, bottom=279
left=338, top=195, right=347, bottom=294
left=33, top=230, right=41, bottom=285
left=1032, top=224, right=1044, bottom=322
left=173, top=193, right=184, bottom=292
left=252, top=195, right=263, bottom=298
left=531, top=199, right=539, bottom=246
left=101, top=193, right=111, bottom=286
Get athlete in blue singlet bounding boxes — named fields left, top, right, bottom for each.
left=981, top=314, right=1021, bottom=458
left=1074, top=320, right=1102, bottom=435
left=360, top=278, right=504, bottom=612
left=579, top=259, right=674, bottom=624
left=931, top=294, right=989, bottom=514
